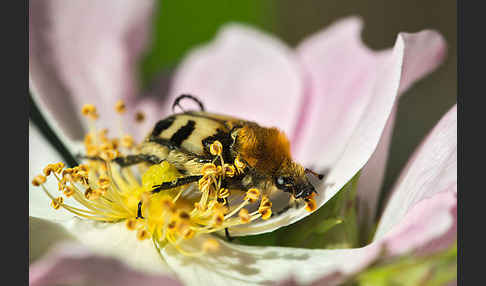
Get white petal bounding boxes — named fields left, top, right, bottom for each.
left=161, top=235, right=380, bottom=286
left=229, top=29, right=406, bottom=236
left=30, top=216, right=172, bottom=275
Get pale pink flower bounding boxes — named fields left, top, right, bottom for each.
left=29, top=1, right=455, bottom=285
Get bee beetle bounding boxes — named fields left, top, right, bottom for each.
left=111, top=95, right=323, bottom=221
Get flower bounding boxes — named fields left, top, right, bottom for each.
left=29, top=1, right=455, bottom=285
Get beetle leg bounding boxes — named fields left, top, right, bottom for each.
left=225, top=228, right=234, bottom=242
left=77, top=154, right=163, bottom=168
left=151, top=175, right=203, bottom=193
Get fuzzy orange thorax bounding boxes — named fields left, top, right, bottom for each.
left=235, top=124, right=292, bottom=173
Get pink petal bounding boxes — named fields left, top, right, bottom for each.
left=383, top=191, right=457, bottom=256
left=29, top=0, right=155, bottom=140
left=168, top=24, right=304, bottom=136
left=231, top=20, right=446, bottom=235
left=374, top=104, right=457, bottom=240
left=293, top=17, right=390, bottom=161
left=356, top=30, right=447, bottom=226
left=29, top=243, right=182, bottom=286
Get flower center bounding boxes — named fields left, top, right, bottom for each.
left=31, top=102, right=278, bottom=256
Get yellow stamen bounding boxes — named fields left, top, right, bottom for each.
left=239, top=208, right=251, bottom=224
left=115, top=100, right=126, bottom=114
left=135, top=111, right=145, bottom=123
left=33, top=103, right=283, bottom=257
left=32, top=175, right=46, bottom=186
left=210, top=141, right=223, bottom=156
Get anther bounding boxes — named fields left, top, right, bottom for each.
left=32, top=175, right=46, bottom=186
left=135, top=111, right=145, bottom=123
left=259, top=207, right=272, bottom=220
left=84, top=188, right=100, bottom=200
left=81, top=104, right=98, bottom=120
left=239, top=208, right=251, bottom=224
left=63, top=185, right=75, bottom=197
left=178, top=211, right=191, bottom=221
left=223, top=164, right=236, bottom=178
left=136, top=229, right=150, bottom=240
left=51, top=197, right=63, bottom=210
left=259, top=196, right=272, bottom=209
left=210, top=141, right=223, bottom=156
left=234, top=156, right=246, bottom=173
left=218, top=188, right=230, bottom=199
left=43, top=165, right=53, bottom=176
left=121, top=135, right=134, bottom=148
left=125, top=219, right=138, bottom=231
left=98, top=176, right=111, bottom=189
left=115, top=100, right=126, bottom=114
left=244, top=188, right=260, bottom=203
left=53, top=162, right=65, bottom=174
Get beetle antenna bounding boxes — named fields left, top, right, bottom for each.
left=172, top=94, right=205, bottom=113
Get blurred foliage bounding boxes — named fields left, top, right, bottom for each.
left=139, top=0, right=277, bottom=88
left=236, top=172, right=361, bottom=249
left=345, top=242, right=457, bottom=286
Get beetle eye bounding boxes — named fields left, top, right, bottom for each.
left=275, top=176, right=293, bottom=190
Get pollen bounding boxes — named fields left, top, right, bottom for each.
left=245, top=188, right=260, bottom=203
left=32, top=103, right=279, bottom=257
left=239, top=208, right=250, bottom=223
left=81, top=104, right=98, bottom=120
left=121, top=135, right=134, bottom=149
left=210, top=141, right=223, bottom=156
left=125, top=218, right=138, bottom=230
left=32, top=175, right=46, bottom=186
left=135, top=111, right=145, bottom=123
left=115, top=100, right=126, bottom=114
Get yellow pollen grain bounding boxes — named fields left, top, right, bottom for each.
left=239, top=208, right=250, bottom=224
left=223, top=164, right=236, bottom=178
left=63, top=185, right=75, bottom=197
left=32, top=175, right=46, bottom=186
left=51, top=197, right=63, bottom=210
left=218, top=188, right=230, bottom=199
left=178, top=211, right=191, bottom=221
left=245, top=188, right=260, bottom=203
left=53, top=162, right=65, bottom=174
left=234, top=156, right=245, bottom=173
left=136, top=229, right=150, bottom=240
left=81, top=104, right=98, bottom=120
left=260, top=196, right=272, bottom=209
left=135, top=111, right=145, bottom=123
left=210, top=141, right=223, bottom=156
left=43, top=165, right=53, bottom=176
left=259, top=207, right=272, bottom=220
left=98, top=176, right=111, bottom=188
left=84, top=188, right=100, bottom=200
left=125, top=219, right=138, bottom=231
left=121, top=135, right=134, bottom=148
left=203, top=238, right=220, bottom=253
left=115, top=100, right=126, bottom=114
left=183, top=229, right=195, bottom=239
